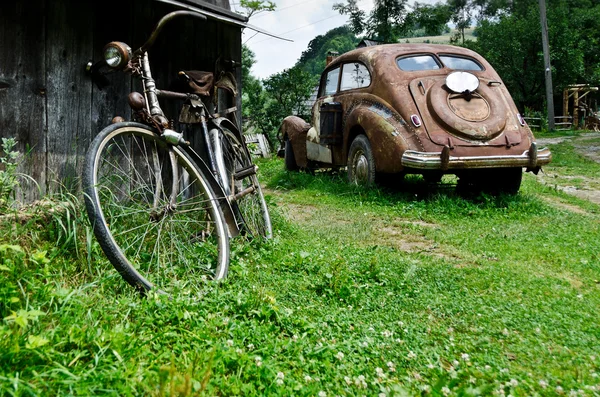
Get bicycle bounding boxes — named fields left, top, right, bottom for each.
left=83, top=10, right=271, bottom=294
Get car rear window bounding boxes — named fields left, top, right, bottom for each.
left=340, top=63, right=371, bottom=91
left=397, top=55, right=441, bottom=71
left=439, top=55, right=483, bottom=71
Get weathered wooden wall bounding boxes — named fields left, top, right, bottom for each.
left=0, top=0, right=242, bottom=202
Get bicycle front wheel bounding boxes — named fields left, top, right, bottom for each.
left=213, top=128, right=272, bottom=239
left=84, top=122, right=230, bottom=293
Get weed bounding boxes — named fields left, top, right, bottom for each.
left=0, top=138, right=20, bottom=209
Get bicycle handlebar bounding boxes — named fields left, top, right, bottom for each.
left=135, top=10, right=207, bottom=56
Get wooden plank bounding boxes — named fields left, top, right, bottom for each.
left=0, top=0, right=47, bottom=202
left=45, top=0, right=94, bottom=193
left=91, top=0, right=133, bottom=136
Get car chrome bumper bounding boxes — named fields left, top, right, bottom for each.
left=401, top=143, right=552, bottom=170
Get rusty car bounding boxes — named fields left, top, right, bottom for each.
left=279, top=43, right=551, bottom=194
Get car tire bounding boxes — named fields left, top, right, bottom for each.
left=284, top=138, right=299, bottom=171
left=347, top=135, right=376, bottom=186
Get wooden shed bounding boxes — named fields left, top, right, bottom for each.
left=0, top=0, right=247, bottom=202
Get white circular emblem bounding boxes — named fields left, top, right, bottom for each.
left=445, top=71, right=480, bottom=93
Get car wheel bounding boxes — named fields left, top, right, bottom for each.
left=457, top=167, right=522, bottom=195
left=284, top=138, right=299, bottom=171
left=348, top=135, right=376, bottom=186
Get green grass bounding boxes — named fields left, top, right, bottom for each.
left=1, top=143, right=600, bottom=396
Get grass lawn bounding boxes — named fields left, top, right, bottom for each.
left=1, top=137, right=599, bottom=396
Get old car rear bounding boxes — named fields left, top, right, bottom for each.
left=280, top=44, right=550, bottom=194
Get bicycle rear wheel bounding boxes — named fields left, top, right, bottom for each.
left=213, top=127, right=272, bottom=239
left=84, top=122, right=229, bottom=293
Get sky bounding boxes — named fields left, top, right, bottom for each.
left=235, top=0, right=437, bottom=79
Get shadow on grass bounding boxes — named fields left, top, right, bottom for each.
left=264, top=161, right=535, bottom=211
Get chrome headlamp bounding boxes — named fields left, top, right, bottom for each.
left=103, top=42, right=131, bottom=69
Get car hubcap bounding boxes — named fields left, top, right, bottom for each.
left=353, top=151, right=369, bottom=184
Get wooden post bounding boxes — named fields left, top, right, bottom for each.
left=539, top=0, right=555, bottom=130
left=573, top=90, right=579, bottom=128
left=563, top=88, right=569, bottom=123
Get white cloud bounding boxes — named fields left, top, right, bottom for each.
left=242, top=0, right=438, bottom=79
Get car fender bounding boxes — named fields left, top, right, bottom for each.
left=344, top=102, right=421, bottom=173
left=280, top=116, right=311, bottom=168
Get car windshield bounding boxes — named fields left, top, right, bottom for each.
left=439, top=55, right=483, bottom=71
left=397, top=55, right=440, bottom=71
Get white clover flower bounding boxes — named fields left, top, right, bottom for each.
left=226, top=339, right=234, bottom=347
left=304, top=375, right=312, bottom=382
left=556, top=385, right=564, bottom=393
left=292, top=334, right=298, bottom=341
left=379, top=393, right=386, bottom=397
left=235, top=348, right=243, bottom=355
left=502, top=328, right=509, bottom=336
left=375, top=367, right=384, bottom=377
left=461, top=353, right=470, bottom=361
left=318, top=391, right=327, bottom=397
left=355, top=375, right=367, bottom=388
left=382, top=330, right=393, bottom=338
left=247, top=343, right=255, bottom=350
left=452, top=360, right=459, bottom=367
left=539, top=380, right=548, bottom=389
left=407, top=351, right=417, bottom=359
left=276, top=379, right=283, bottom=386
left=276, top=372, right=284, bottom=379
left=335, top=352, right=345, bottom=360
left=344, top=376, right=352, bottom=385
left=441, top=386, right=451, bottom=396
left=254, top=356, right=262, bottom=367
left=427, top=363, right=435, bottom=369
left=387, top=361, right=396, bottom=372
left=509, top=379, right=518, bottom=387
left=485, top=365, right=492, bottom=370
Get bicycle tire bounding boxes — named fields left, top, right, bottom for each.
left=84, top=122, right=230, bottom=293
left=212, top=127, right=272, bottom=239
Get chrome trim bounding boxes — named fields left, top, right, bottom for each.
left=401, top=147, right=552, bottom=170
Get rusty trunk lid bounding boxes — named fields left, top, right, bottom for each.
left=409, top=73, right=522, bottom=147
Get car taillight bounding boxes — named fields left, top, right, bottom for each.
left=411, top=114, right=422, bottom=128
left=517, top=113, right=526, bottom=126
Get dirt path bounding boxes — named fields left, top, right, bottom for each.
left=536, top=133, right=600, bottom=207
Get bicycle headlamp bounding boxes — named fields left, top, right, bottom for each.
left=103, top=42, right=131, bottom=69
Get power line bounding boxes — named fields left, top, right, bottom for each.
left=248, top=14, right=341, bottom=45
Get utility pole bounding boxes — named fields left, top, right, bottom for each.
left=539, top=0, right=555, bottom=130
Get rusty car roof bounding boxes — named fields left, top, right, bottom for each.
left=329, top=43, right=486, bottom=68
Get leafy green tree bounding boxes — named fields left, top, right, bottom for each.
left=448, top=0, right=473, bottom=45
left=334, top=0, right=409, bottom=42
left=408, top=2, right=452, bottom=36
left=238, top=0, right=275, bottom=18
left=296, top=26, right=359, bottom=77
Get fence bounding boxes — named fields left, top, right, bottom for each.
left=523, top=116, right=573, bottom=131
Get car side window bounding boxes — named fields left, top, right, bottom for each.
left=439, top=55, right=483, bottom=71
left=340, top=63, right=371, bottom=91
left=397, top=55, right=440, bottom=71
left=321, top=67, right=340, bottom=96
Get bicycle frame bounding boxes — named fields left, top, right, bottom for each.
left=101, top=10, right=249, bottom=236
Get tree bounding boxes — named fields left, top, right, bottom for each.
left=409, top=2, right=452, bottom=36
left=334, top=0, right=409, bottom=42
left=296, top=26, right=359, bottom=77
left=238, top=0, right=275, bottom=18
left=448, top=0, right=473, bottom=45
